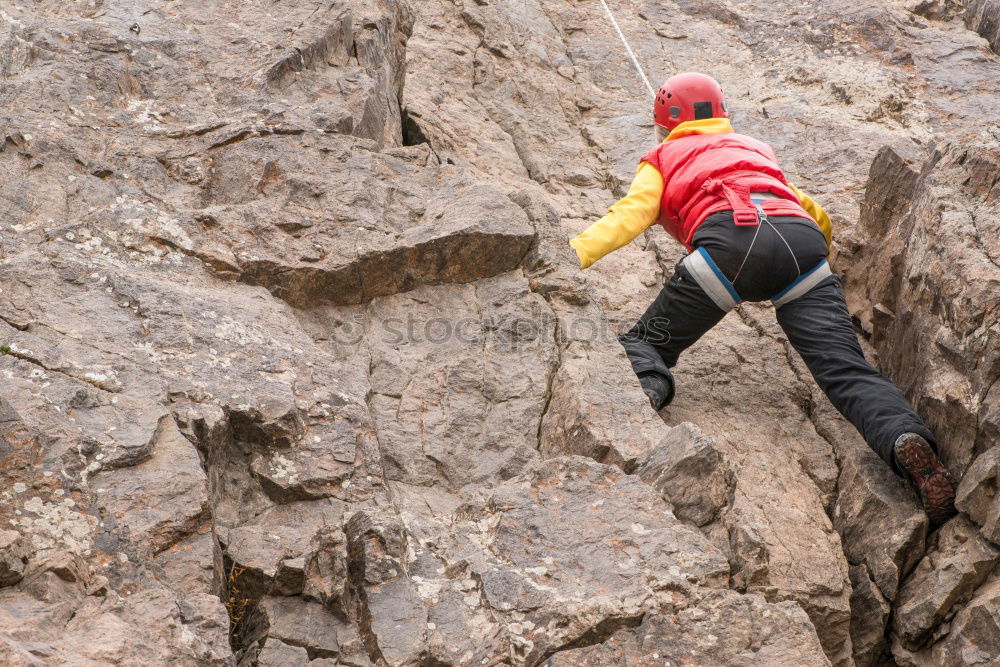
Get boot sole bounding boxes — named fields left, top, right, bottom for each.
left=894, top=434, right=957, bottom=527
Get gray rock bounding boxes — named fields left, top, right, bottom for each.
left=345, top=510, right=427, bottom=665
left=48, top=585, right=232, bottom=665
left=638, top=422, right=734, bottom=526
left=833, top=442, right=928, bottom=601
left=336, top=457, right=734, bottom=664
left=0, top=633, right=47, bottom=667
left=722, top=445, right=853, bottom=665
left=220, top=499, right=346, bottom=589
left=91, top=415, right=209, bottom=557
left=153, top=530, right=216, bottom=597
left=963, top=0, right=1000, bottom=53
left=892, top=516, right=1000, bottom=651
left=257, top=637, right=310, bottom=667
left=929, top=575, right=1000, bottom=665
left=541, top=589, right=830, bottom=667
left=907, top=0, right=966, bottom=20
left=842, top=130, right=1000, bottom=662
left=302, top=526, right=349, bottom=612
left=235, top=170, right=538, bottom=310
left=842, top=139, right=1000, bottom=477
left=258, top=596, right=341, bottom=659
left=849, top=565, right=891, bottom=667
left=363, top=276, right=554, bottom=490
left=514, top=187, right=667, bottom=472
left=0, top=532, right=29, bottom=588
left=644, top=301, right=854, bottom=666
left=956, top=446, right=1000, bottom=544
left=463, top=457, right=730, bottom=663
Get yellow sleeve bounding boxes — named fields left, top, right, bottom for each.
left=788, top=183, right=832, bottom=248
left=569, top=162, right=663, bottom=269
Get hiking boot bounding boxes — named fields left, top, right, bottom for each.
left=639, top=371, right=675, bottom=411
left=893, top=433, right=957, bottom=527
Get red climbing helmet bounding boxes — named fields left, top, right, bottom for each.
left=653, top=72, right=728, bottom=131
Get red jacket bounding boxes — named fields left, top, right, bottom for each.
left=642, top=130, right=814, bottom=248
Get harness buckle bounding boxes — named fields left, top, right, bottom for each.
left=733, top=209, right=759, bottom=226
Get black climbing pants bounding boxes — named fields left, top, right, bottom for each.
left=620, top=211, right=935, bottom=476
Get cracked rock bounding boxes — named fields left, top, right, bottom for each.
left=0, top=532, right=29, bottom=589
left=91, top=415, right=209, bottom=557
left=848, top=564, right=891, bottom=667
left=542, top=589, right=829, bottom=666
left=833, top=442, right=927, bottom=601
left=956, top=446, right=1000, bottom=545
left=927, top=573, right=1000, bottom=665
left=892, top=515, right=1000, bottom=651
left=638, top=421, right=734, bottom=526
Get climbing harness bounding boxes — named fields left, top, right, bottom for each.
left=681, top=244, right=831, bottom=313
left=683, top=194, right=827, bottom=312
left=752, top=193, right=802, bottom=282
left=770, top=259, right=832, bottom=308
left=598, top=0, right=656, bottom=97
left=747, top=195, right=803, bottom=279
left=730, top=206, right=765, bottom=284
left=762, top=214, right=803, bottom=277
left=681, top=248, right=741, bottom=311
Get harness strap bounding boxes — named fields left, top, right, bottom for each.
left=702, top=178, right=759, bottom=226
left=771, top=259, right=832, bottom=307
left=681, top=247, right=741, bottom=312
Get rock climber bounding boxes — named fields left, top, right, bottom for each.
left=569, top=72, right=956, bottom=525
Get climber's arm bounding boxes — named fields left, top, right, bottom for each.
left=788, top=183, right=832, bottom=248
left=569, top=163, right=663, bottom=269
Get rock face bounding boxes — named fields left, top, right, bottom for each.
left=956, top=446, right=1000, bottom=544
left=963, top=0, right=1000, bottom=52
left=541, top=589, right=830, bottom=667
left=0, top=1, right=998, bottom=666
left=892, top=516, right=999, bottom=651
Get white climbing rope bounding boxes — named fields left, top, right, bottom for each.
left=597, top=0, right=656, bottom=98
